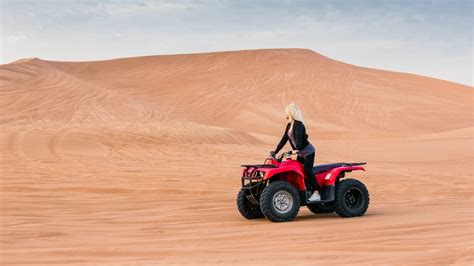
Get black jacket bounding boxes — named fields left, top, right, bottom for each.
left=275, top=120, right=309, bottom=153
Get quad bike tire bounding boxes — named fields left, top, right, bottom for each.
left=237, top=188, right=264, bottom=219
left=334, top=179, right=369, bottom=218
left=307, top=202, right=336, bottom=214
left=260, top=181, right=300, bottom=222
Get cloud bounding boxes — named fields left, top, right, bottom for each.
left=77, top=1, right=195, bottom=16
left=3, top=34, right=30, bottom=43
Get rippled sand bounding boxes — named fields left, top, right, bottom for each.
left=1, top=49, right=473, bottom=264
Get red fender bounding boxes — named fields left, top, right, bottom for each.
left=263, top=160, right=306, bottom=191
left=316, top=166, right=366, bottom=186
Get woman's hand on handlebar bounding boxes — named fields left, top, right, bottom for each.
left=269, top=150, right=297, bottom=160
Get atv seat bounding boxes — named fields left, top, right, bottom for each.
left=312, top=163, right=347, bottom=174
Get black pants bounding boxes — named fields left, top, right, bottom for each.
left=297, top=153, right=319, bottom=192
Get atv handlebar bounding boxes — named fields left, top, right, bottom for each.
left=268, top=150, right=297, bottom=162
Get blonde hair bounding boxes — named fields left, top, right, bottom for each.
left=285, top=103, right=304, bottom=123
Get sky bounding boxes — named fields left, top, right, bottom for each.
left=1, top=0, right=472, bottom=86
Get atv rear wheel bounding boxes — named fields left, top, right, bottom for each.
left=334, top=179, right=369, bottom=218
left=260, top=181, right=300, bottom=222
left=237, top=188, right=264, bottom=219
left=307, top=202, right=335, bottom=214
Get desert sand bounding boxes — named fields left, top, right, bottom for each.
left=0, top=48, right=473, bottom=264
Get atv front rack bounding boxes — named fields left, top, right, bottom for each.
left=240, top=164, right=278, bottom=168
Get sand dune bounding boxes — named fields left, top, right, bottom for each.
left=1, top=49, right=473, bottom=264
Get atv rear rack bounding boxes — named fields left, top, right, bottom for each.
left=343, top=162, right=367, bottom=166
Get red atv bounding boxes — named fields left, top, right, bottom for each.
left=237, top=151, right=369, bottom=222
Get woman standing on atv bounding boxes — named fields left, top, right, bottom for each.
left=272, top=103, right=321, bottom=202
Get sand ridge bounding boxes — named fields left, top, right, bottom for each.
left=1, top=48, right=473, bottom=264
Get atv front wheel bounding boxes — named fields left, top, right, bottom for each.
left=237, top=188, right=264, bottom=219
left=334, top=179, right=369, bottom=218
left=260, top=181, right=300, bottom=222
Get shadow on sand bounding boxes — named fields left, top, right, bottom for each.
left=294, top=211, right=381, bottom=222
